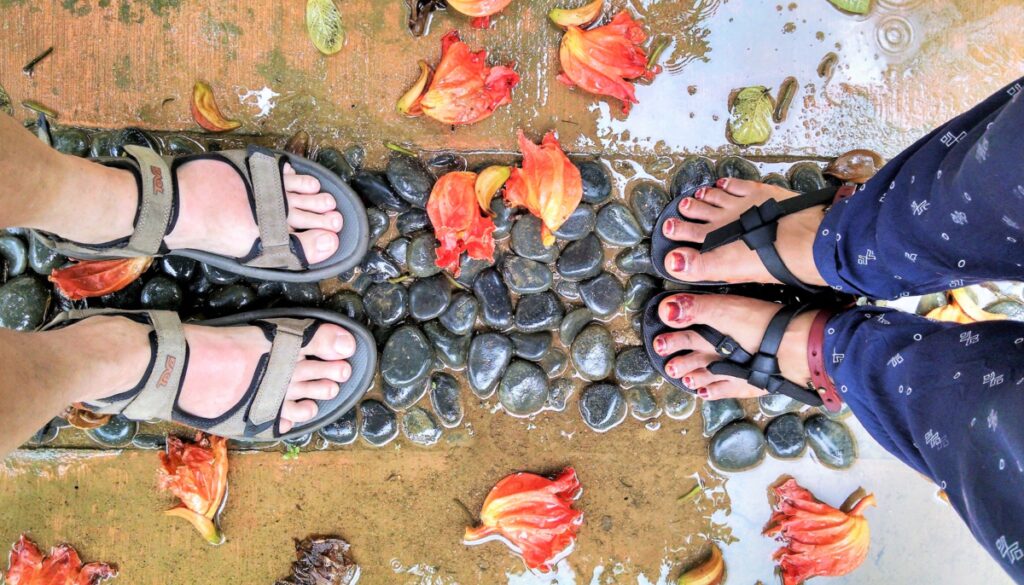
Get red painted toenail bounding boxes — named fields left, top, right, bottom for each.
left=668, top=251, right=687, bottom=273
left=697, top=387, right=709, bottom=398
left=683, top=376, right=693, bottom=387
left=681, top=198, right=691, bottom=209
left=694, top=188, right=706, bottom=200
left=654, top=337, right=666, bottom=354
left=716, top=178, right=729, bottom=189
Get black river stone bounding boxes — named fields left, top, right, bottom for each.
left=396, top=208, right=431, bottom=236
left=539, top=348, right=569, bottom=378
left=570, top=323, right=614, bottom=381
left=386, top=237, right=409, bottom=270
left=160, top=256, right=197, bottom=282
left=367, top=208, right=390, bottom=247
left=614, top=346, right=658, bottom=387
left=579, top=383, right=626, bottom=432
left=624, top=274, right=659, bottom=312
left=27, top=235, right=64, bottom=275
left=202, top=262, right=239, bottom=285
left=716, top=156, right=761, bottom=181
left=360, top=399, right=398, bottom=447
left=559, top=307, right=593, bottom=346
left=553, top=204, right=596, bottom=241
left=578, top=161, right=612, bottom=204
left=670, top=156, right=716, bottom=199
left=556, top=234, right=603, bottom=281
left=423, top=321, right=470, bottom=369
left=409, top=274, right=452, bottom=321
left=351, top=170, right=410, bottom=212
left=498, top=360, right=549, bottom=417
left=702, top=398, right=744, bottom=436
left=319, top=408, right=358, bottom=445
left=629, top=181, right=671, bottom=235
left=430, top=372, right=464, bottom=428
left=206, top=284, right=256, bottom=315
left=511, top=215, right=558, bottom=263
left=325, top=290, right=366, bottom=322
left=510, top=331, right=552, bottom=360
left=440, top=293, right=478, bottom=335
left=363, top=282, right=409, bottom=327
left=386, top=153, right=434, bottom=208
left=766, top=413, right=807, bottom=459
left=514, top=292, right=564, bottom=333
left=595, top=203, right=643, bottom=247
left=804, top=414, right=857, bottom=469
left=473, top=268, right=513, bottom=330
left=503, top=256, right=552, bottom=295
left=381, top=325, right=433, bottom=388
left=402, top=406, right=442, bottom=446
left=614, top=243, right=653, bottom=275
left=579, top=272, right=624, bottom=318
left=467, top=332, right=513, bottom=398
left=490, top=196, right=516, bottom=240
left=360, top=249, right=401, bottom=283
left=709, top=421, right=767, bottom=471
left=140, top=276, right=183, bottom=311
left=407, top=233, right=441, bottom=278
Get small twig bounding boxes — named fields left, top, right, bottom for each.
left=22, top=47, right=54, bottom=77
left=646, top=36, right=671, bottom=70
left=21, top=100, right=57, bottom=118
left=678, top=482, right=703, bottom=503
left=385, top=141, right=418, bottom=157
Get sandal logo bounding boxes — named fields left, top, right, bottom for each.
left=157, top=355, right=177, bottom=387
left=151, top=165, right=165, bottom=194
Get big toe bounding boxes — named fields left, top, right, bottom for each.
left=296, top=229, right=340, bottom=264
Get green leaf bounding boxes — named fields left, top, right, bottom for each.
left=283, top=444, right=301, bottom=460
left=306, top=0, right=345, bottom=55
left=0, top=83, right=12, bottom=117
left=827, top=0, right=871, bottom=15
left=728, top=86, right=774, bottom=146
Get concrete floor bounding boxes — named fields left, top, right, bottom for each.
left=1, top=0, right=1022, bottom=583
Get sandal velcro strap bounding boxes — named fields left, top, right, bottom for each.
left=123, top=145, right=175, bottom=256
left=244, top=147, right=304, bottom=271
left=246, top=318, right=309, bottom=427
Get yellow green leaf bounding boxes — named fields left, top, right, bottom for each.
left=306, top=0, right=345, bottom=55
left=728, top=86, right=773, bottom=146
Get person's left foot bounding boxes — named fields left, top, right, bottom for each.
left=661, top=178, right=829, bottom=287
left=652, top=293, right=818, bottom=400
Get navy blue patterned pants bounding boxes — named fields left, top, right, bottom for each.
left=812, top=77, right=1024, bottom=581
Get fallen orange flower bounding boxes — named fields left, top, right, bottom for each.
left=764, top=478, right=876, bottom=585
left=556, top=11, right=658, bottom=114
left=446, top=0, right=513, bottom=28
left=427, top=171, right=497, bottom=276
left=157, top=433, right=229, bottom=546
left=464, top=467, right=583, bottom=573
left=191, top=81, right=241, bottom=132
left=49, top=257, right=153, bottom=300
left=5, top=534, right=117, bottom=585
left=505, top=130, right=583, bottom=246
left=399, top=31, right=520, bottom=126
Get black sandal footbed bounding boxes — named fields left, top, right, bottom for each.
left=650, top=184, right=842, bottom=292
left=641, top=291, right=825, bottom=407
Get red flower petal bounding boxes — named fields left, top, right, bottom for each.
left=764, top=479, right=876, bottom=585
left=504, top=130, right=582, bottom=246
left=411, top=31, right=520, bottom=126
left=427, top=172, right=497, bottom=276
left=5, top=534, right=117, bottom=585
left=157, top=433, right=229, bottom=545
left=49, top=257, right=153, bottom=301
left=557, top=11, right=657, bottom=114
left=464, top=467, right=583, bottom=573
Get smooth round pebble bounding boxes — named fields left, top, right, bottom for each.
left=367, top=208, right=390, bottom=247
left=557, top=234, right=603, bottom=281
left=624, top=274, right=659, bottom=312
left=578, top=161, right=612, bottom=204
left=386, top=154, right=434, bottom=208
left=468, top=332, right=513, bottom=398
left=473, top=268, right=514, bottom=330
left=545, top=379, right=575, bottom=412
left=503, top=256, right=552, bottom=294
left=381, top=326, right=433, bottom=387
left=553, top=204, right=596, bottom=241
left=387, top=237, right=410, bottom=270
left=579, top=272, right=624, bottom=318
left=490, top=196, right=515, bottom=239
left=766, top=414, right=807, bottom=459
left=409, top=274, right=452, bottom=321
left=629, top=182, right=671, bottom=235
left=555, top=280, right=580, bottom=301
left=511, top=215, right=558, bottom=262
left=759, top=394, right=801, bottom=417
left=430, top=372, right=464, bottom=428
left=87, top=415, right=138, bottom=447
left=364, top=282, right=409, bottom=327
left=360, top=249, right=400, bottom=282
left=324, top=290, right=365, bottom=322
left=382, top=377, right=430, bottom=411
left=510, top=331, right=552, bottom=360
left=579, top=383, right=627, bottom=432
left=498, top=360, right=549, bottom=417
left=402, top=406, right=442, bottom=446
left=360, top=399, right=399, bottom=447
left=319, top=408, right=358, bottom=445
left=539, top=348, right=568, bottom=378
left=0, top=276, right=50, bottom=330
left=423, top=321, right=470, bottom=369
left=407, top=233, right=441, bottom=277
left=440, top=293, right=478, bottom=335
left=664, top=387, right=696, bottom=420
left=614, top=346, right=658, bottom=387
left=702, top=398, right=744, bottom=436
left=570, top=323, right=615, bottom=381
left=709, top=421, right=767, bottom=471
left=140, top=276, right=183, bottom=311
left=351, top=171, right=409, bottom=212
left=805, top=414, right=857, bottom=469
left=615, top=243, right=653, bottom=275
left=670, top=156, right=716, bottom=199
left=396, top=208, right=431, bottom=235
left=514, top=292, right=564, bottom=332
left=559, top=307, right=593, bottom=345
left=595, top=203, right=643, bottom=247
left=627, top=387, right=661, bottom=420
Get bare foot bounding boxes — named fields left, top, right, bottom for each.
left=661, top=178, right=828, bottom=287
left=67, top=316, right=355, bottom=433
left=651, top=293, right=818, bottom=400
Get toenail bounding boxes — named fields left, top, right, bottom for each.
left=654, top=337, right=666, bottom=355
left=335, top=333, right=351, bottom=354
left=697, top=387, right=709, bottom=398
left=681, top=198, right=691, bottom=209
left=331, top=215, right=342, bottom=230
left=683, top=375, right=693, bottom=387
left=694, top=188, right=706, bottom=200
left=322, top=195, right=334, bottom=207
left=329, top=382, right=340, bottom=398
left=666, top=365, right=677, bottom=378
left=316, top=234, right=334, bottom=252
left=668, top=251, right=687, bottom=273
left=665, top=296, right=692, bottom=322
left=716, top=178, right=729, bottom=189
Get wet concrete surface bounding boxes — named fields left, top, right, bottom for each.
left=1, top=0, right=1023, bottom=583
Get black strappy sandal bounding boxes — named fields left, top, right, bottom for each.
left=641, top=291, right=830, bottom=407
left=651, top=184, right=857, bottom=292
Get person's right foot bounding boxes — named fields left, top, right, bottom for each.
left=651, top=293, right=820, bottom=401
left=661, top=178, right=829, bottom=287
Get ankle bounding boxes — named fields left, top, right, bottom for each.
left=31, top=159, right=138, bottom=244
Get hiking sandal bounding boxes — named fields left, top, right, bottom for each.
left=641, top=291, right=842, bottom=410
left=42, top=307, right=376, bottom=441
left=650, top=184, right=857, bottom=291
left=32, top=144, right=369, bottom=283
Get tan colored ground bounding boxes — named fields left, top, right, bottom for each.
left=0, top=0, right=1022, bottom=584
